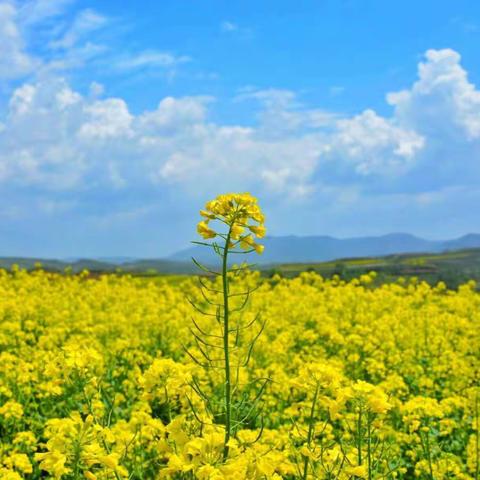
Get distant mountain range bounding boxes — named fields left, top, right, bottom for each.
left=2, top=233, right=480, bottom=273
left=169, top=233, right=480, bottom=265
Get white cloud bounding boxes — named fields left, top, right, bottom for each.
left=0, top=0, right=110, bottom=81
left=44, top=42, right=107, bottom=72
left=221, top=21, right=238, bottom=33
left=19, top=0, right=73, bottom=25
left=88, top=81, right=104, bottom=98
left=49, top=8, right=107, bottom=49
left=9, top=83, right=36, bottom=114
left=220, top=20, right=252, bottom=39
left=114, top=51, right=191, bottom=71
left=0, top=0, right=189, bottom=85
left=0, top=76, right=326, bottom=197
left=1, top=79, right=87, bottom=188
left=237, top=88, right=340, bottom=137
left=138, top=96, right=212, bottom=132
left=388, top=48, right=480, bottom=140
left=79, top=98, right=133, bottom=140
left=236, top=88, right=299, bottom=108
left=331, top=109, right=425, bottom=175
left=0, top=2, right=38, bottom=79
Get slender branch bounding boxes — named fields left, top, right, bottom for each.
left=198, top=276, right=222, bottom=294
left=302, top=382, right=320, bottom=480
left=186, top=296, right=220, bottom=318
left=189, top=328, right=223, bottom=349
left=190, top=316, right=223, bottom=339
left=191, top=257, right=220, bottom=276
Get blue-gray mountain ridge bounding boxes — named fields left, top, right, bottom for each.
left=168, top=233, right=480, bottom=265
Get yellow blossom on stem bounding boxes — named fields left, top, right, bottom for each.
left=197, top=192, right=266, bottom=254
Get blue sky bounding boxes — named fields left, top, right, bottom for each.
left=1, top=0, right=480, bottom=257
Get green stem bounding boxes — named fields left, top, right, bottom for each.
left=424, top=429, right=435, bottom=480
left=72, top=439, right=82, bottom=480
left=222, top=226, right=232, bottom=461
left=476, top=391, right=479, bottom=480
left=302, top=382, right=320, bottom=480
left=367, top=412, right=372, bottom=480
left=357, top=406, right=363, bottom=468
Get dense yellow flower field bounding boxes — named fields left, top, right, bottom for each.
left=1, top=265, right=480, bottom=479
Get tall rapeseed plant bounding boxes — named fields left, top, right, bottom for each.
left=187, top=193, right=267, bottom=460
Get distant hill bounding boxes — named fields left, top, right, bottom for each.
left=0, top=257, right=197, bottom=274
left=443, top=233, right=480, bottom=250
left=2, top=233, right=480, bottom=275
left=169, top=233, right=480, bottom=265
left=268, top=247, right=480, bottom=289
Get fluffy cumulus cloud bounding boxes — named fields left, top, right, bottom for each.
left=330, top=109, right=424, bottom=176
left=0, top=79, right=336, bottom=201
left=388, top=49, right=480, bottom=140
left=384, top=49, right=480, bottom=189
left=3, top=46, right=480, bottom=201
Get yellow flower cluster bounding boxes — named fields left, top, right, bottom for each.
left=35, top=413, right=127, bottom=479
left=197, top=193, right=266, bottom=253
left=0, top=267, right=480, bottom=478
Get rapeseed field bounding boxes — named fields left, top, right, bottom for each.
left=0, top=194, right=479, bottom=479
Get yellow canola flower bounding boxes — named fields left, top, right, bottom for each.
left=197, top=193, right=266, bottom=253
left=248, top=225, right=266, bottom=238
left=0, top=401, right=24, bottom=420
left=3, top=454, right=33, bottom=474
left=13, top=431, right=37, bottom=449
left=342, top=380, right=392, bottom=415
left=0, top=469, right=23, bottom=480
left=254, top=243, right=264, bottom=254
left=230, top=224, right=244, bottom=240
left=346, top=464, right=368, bottom=478
left=240, top=234, right=255, bottom=250
left=196, top=464, right=224, bottom=479
left=368, top=392, right=391, bottom=414
left=34, top=450, right=69, bottom=479
left=197, top=221, right=216, bottom=239
left=35, top=413, right=127, bottom=479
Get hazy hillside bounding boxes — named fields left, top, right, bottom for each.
left=269, top=248, right=480, bottom=289
left=2, top=233, right=480, bottom=275
left=169, top=233, right=480, bottom=265
left=0, top=257, right=197, bottom=274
